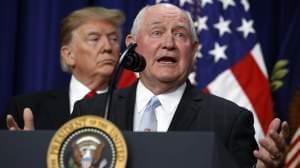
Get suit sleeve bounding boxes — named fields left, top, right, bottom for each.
left=227, top=108, right=258, bottom=167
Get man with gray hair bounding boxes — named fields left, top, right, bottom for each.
left=72, top=3, right=289, bottom=167
left=0, top=6, right=125, bottom=130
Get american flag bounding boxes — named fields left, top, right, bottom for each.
left=285, top=127, right=300, bottom=168
left=147, top=0, right=274, bottom=140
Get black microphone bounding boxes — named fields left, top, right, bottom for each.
left=104, top=43, right=145, bottom=120
left=121, top=43, right=146, bottom=72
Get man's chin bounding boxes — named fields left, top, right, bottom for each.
left=155, top=75, right=183, bottom=83
left=95, top=69, right=114, bottom=77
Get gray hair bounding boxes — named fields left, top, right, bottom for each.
left=60, top=7, right=125, bottom=72
left=130, top=4, right=198, bottom=42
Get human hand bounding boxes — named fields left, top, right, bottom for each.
left=254, top=118, right=289, bottom=168
left=6, top=107, right=35, bottom=131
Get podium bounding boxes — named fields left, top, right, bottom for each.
left=0, top=131, right=238, bottom=168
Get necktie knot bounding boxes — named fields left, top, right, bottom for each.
left=84, top=90, right=97, bottom=99
left=146, top=96, right=161, bottom=112
left=138, top=96, right=161, bottom=132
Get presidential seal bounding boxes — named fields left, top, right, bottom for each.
left=47, top=115, right=127, bottom=168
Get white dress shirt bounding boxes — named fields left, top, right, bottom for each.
left=134, top=81, right=186, bottom=132
left=69, top=76, right=107, bottom=114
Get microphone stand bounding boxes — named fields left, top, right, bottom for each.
left=104, top=43, right=145, bottom=120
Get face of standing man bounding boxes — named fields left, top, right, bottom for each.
left=60, top=7, right=124, bottom=91
left=126, top=4, right=199, bottom=94
left=61, top=19, right=121, bottom=90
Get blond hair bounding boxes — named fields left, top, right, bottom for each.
left=60, top=7, right=125, bottom=72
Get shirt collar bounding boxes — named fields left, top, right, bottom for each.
left=69, top=75, right=108, bottom=113
left=135, top=80, right=186, bottom=114
left=136, top=81, right=155, bottom=114
left=158, top=83, right=186, bottom=115
left=70, top=75, right=91, bottom=102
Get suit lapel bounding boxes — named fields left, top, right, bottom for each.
left=168, top=82, right=206, bottom=131
left=111, top=82, right=137, bottom=131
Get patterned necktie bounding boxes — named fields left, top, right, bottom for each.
left=84, top=90, right=97, bottom=99
left=138, top=96, right=161, bottom=132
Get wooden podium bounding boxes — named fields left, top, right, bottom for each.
left=0, top=131, right=238, bottom=168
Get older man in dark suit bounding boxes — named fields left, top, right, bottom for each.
left=71, top=3, right=289, bottom=168
left=0, top=7, right=125, bottom=130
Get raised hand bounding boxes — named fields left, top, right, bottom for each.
left=6, top=107, right=35, bottom=131
left=254, top=118, right=289, bottom=168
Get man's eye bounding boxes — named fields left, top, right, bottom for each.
left=174, top=32, right=186, bottom=38
left=89, top=37, right=98, bottom=41
left=151, top=31, right=161, bottom=37
left=109, top=36, right=118, bottom=43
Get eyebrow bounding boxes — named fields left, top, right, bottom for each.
left=87, top=31, right=118, bottom=37
left=87, top=32, right=100, bottom=36
left=174, top=22, right=189, bottom=30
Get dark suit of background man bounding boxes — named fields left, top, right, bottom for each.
left=0, top=7, right=125, bottom=130
left=72, top=3, right=289, bottom=168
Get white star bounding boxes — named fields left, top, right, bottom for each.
left=237, top=18, right=255, bottom=38
left=156, top=0, right=168, bottom=3
left=209, top=42, right=228, bottom=63
left=194, top=16, right=208, bottom=33
left=213, top=16, right=231, bottom=37
left=201, top=0, right=213, bottom=8
left=241, top=0, right=250, bottom=11
left=179, top=0, right=193, bottom=6
left=188, top=72, right=197, bottom=85
left=196, top=45, right=203, bottom=58
left=219, top=0, right=236, bottom=10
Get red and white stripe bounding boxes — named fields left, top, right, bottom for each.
left=285, top=127, right=300, bottom=168
left=206, top=44, right=274, bottom=140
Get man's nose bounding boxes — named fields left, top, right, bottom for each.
left=101, top=36, right=113, bottom=53
left=162, top=33, right=176, bottom=50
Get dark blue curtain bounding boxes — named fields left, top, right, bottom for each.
left=250, top=0, right=300, bottom=124
left=1, top=0, right=300, bottom=128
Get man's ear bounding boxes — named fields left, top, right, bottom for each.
left=60, top=45, right=75, bottom=66
left=125, top=34, right=136, bottom=47
left=192, top=42, right=200, bottom=64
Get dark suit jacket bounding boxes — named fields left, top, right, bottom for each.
left=0, top=90, right=70, bottom=130
left=71, top=81, right=258, bottom=167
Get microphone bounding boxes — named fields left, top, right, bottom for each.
left=104, top=43, right=145, bottom=120
left=121, top=43, right=146, bottom=72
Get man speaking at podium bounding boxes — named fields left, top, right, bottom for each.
left=72, top=3, right=289, bottom=167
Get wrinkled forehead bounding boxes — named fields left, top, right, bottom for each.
left=143, top=4, right=189, bottom=28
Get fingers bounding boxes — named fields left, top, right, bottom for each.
left=280, top=121, right=289, bottom=140
left=254, top=118, right=289, bottom=168
left=259, top=137, right=280, bottom=158
left=267, top=118, right=280, bottom=135
left=254, top=149, right=277, bottom=167
left=254, top=140, right=282, bottom=167
left=269, top=120, right=289, bottom=153
left=23, top=107, right=35, bottom=131
left=6, top=114, right=21, bottom=131
left=269, top=130, right=286, bottom=153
